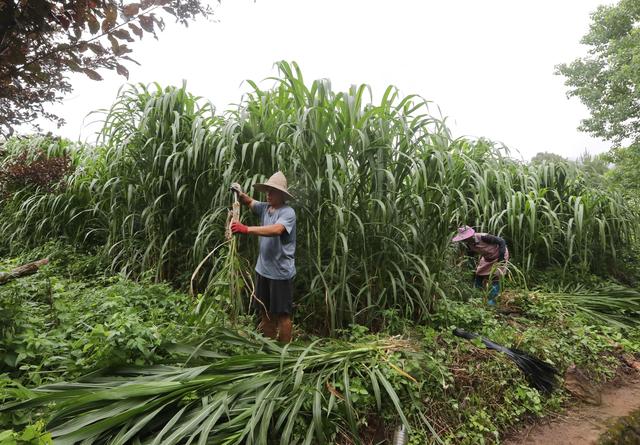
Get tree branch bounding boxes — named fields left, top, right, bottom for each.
left=13, top=4, right=164, bottom=76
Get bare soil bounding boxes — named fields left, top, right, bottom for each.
left=504, top=372, right=640, bottom=445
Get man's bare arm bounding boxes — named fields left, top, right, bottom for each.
left=230, top=183, right=256, bottom=210
left=237, top=191, right=256, bottom=210
left=247, top=224, right=286, bottom=237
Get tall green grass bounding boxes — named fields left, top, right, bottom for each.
left=1, top=62, right=637, bottom=331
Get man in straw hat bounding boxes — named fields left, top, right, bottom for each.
left=452, top=225, right=509, bottom=305
left=230, top=171, right=296, bottom=343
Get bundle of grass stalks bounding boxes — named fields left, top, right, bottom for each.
left=1, top=329, right=417, bottom=444
left=192, top=191, right=255, bottom=320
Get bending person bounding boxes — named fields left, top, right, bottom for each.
left=452, top=225, right=509, bottom=305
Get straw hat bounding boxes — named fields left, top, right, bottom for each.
left=452, top=225, right=475, bottom=242
left=253, top=171, right=295, bottom=201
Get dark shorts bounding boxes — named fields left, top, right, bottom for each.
left=255, top=273, right=293, bottom=314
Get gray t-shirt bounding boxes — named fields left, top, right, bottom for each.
left=253, top=202, right=296, bottom=280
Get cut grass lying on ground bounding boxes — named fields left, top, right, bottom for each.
left=2, top=329, right=416, bottom=445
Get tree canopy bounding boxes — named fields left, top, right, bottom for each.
left=0, top=0, right=213, bottom=136
left=557, top=0, right=640, bottom=197
left=603, top=145, right=640, bottom=197
left=530, top=152, right=568, bottom=164
left=556, top=0, right=640, bottom=146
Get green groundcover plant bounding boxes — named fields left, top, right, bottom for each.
left=0, top=248, right=639, bottom=444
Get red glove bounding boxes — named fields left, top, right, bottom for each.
left=231, top=221, right=249, bottom=234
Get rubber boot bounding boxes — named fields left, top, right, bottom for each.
left=488, top=282, right=500, bottom=306
left=277, top=314, right=292, bottom=344
left=259, top=312, right=277, bottom=340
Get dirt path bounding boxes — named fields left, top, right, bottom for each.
left=504, top=374, right=640, bottom=445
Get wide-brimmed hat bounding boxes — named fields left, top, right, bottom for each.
left=253, top=171, right=295, bottom=201
left=452, top=225, right=475, bottom=242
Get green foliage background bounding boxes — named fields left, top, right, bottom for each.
left=1, top=62, right=638, bottom=333
left=0, top=61, right=639, bottom=444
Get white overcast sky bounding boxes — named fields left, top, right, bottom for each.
left=37, top=0, right=614, bottom=160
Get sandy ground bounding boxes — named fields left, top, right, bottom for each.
left=504, top=374, right=640, bottom=445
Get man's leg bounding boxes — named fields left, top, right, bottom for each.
left=277, top=313, right=292, bottom=343
left=255, top=273, right=277, bottom=339
left=270, top=277, right=293, bottom=343
left=259, top=311, right=277, bottom=340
